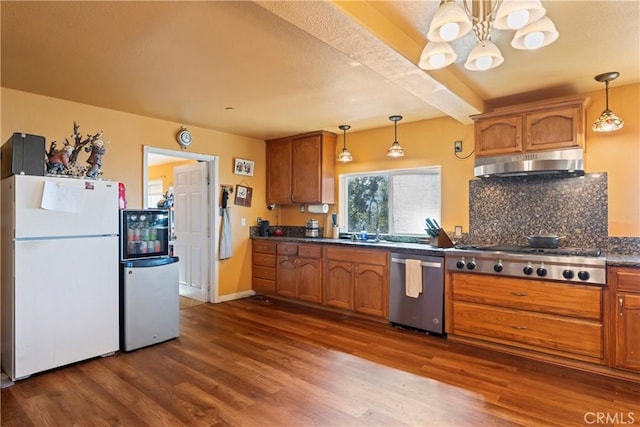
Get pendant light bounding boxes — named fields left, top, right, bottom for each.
left=337, top=125, right=353, bottom=162
left=387, top=115, right=404, bottom=158
left=592, top=72, right=624, bottom=133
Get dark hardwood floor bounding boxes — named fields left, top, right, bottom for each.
left=2, top=296, right=639, bottom=426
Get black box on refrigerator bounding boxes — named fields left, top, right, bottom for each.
left=1, top=132, right=46, bottom=179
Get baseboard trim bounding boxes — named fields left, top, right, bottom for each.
left=215, top=290, right=256, bottom=303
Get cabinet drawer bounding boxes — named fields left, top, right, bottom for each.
left=252, top=240, right=276, bottom=254
left=325, top=247, right=388, bottom=266
left=298, top=244, right=321, bottom=258
left=610, top=267, right=640, bottom=293
left=452, top=301, right=603, bottom=359
left=277, top=243, right=298, bottom=256
left=253, top=253, right=275, bottom=267
left=451, top=273, right=602, bottom=320
left=252, top=265, right=276, bottom=281
left=253, top=277, right=276, bottom=293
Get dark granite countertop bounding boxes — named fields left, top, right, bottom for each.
left=251, top=236, right=447, bottom=256
left=252, top=236, right=640, bottom=268
left=603, top=253, right=640, bottom=268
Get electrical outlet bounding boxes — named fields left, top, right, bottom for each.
left=454, top=141, right=463, bottom=153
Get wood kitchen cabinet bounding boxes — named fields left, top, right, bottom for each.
left=266, top=131, right=337, bottom=205
left=252, top=240, right=277, bottom=293
left=324, top=247, right=389, bottom=318
left=609, top=267, right=640, bottom=372
left=276, top=243, right=322, bottom=303
left=448, top=273, right=604, bottom=363
left=472, top=96, right=590, bottom=157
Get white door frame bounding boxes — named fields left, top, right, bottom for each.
left=143, top=145, right=220, bottom=303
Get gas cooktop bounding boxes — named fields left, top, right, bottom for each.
left=446, top=245, right=606, bottom=285
left=455, top=245, right=602, bottom=258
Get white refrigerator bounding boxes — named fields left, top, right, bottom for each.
left=1, top=175, right=120, bottom=381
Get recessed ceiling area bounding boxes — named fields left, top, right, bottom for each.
left=1, top=1, right=638, bottom=141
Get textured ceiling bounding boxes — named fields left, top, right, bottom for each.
left=1, top=1, right=639, bottom=141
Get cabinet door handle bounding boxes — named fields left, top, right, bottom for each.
left=509, top=325, right=528, bottom=330
left=619, top=297, right=624, bottom=316
left=510, top=292, right=528, bottom=297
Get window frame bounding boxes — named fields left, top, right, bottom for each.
left=338, top=165, right=441, bottom=237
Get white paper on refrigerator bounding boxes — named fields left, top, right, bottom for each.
left=40, top=181, right=85, bottom=213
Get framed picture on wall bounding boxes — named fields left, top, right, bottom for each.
left=234, top=158, right=254, bottom=176
left=234, top=184, right=253, bottom=207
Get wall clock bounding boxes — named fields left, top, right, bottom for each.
left=177, top=127, right=192, bottom=149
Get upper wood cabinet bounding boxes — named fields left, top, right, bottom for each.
left=472, top=96, right=590, bottom=157
left=266, top=131, right=337, bottom=205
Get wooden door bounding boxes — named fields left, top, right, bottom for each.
left=615, top=293, right=640, bottom=371
left=525, top=106, right=581, bottom=151
left=297, top=257, right=322, bottom=303
left=276, top=256, right=297, bottom=299
left=291, top=134, right=322, bottom=203
left=324, top=260, right=354, bottom=310
left=266, top=137, right=292, bottom=204
left=174, top=162, right=209, bottom=302
left=354, top=263, right=387, bottom=318
left=474, top=116, right=523, bottom=156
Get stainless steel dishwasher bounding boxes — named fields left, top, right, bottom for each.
left=389, top=252, right=445, bottom=336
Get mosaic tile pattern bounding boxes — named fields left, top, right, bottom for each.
left=468, top=173, right=609, bottom=249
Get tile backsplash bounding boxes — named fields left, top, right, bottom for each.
left=468, top=173, right=608, bottom=249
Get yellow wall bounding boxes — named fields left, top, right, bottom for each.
left=1, top=82, right=637, bottom=300
left=1, top=88, right=269, bottom=298
left=148, top=160, right=196, bottom=193
left=584, top=83, right=639, bottom=236
left=281, top=83, right=640, bottom=238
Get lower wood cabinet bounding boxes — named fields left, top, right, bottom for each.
left=324, top=247, right=389, bottom=318
left=609, top=266, right=640, bottom=372
left=251, top=240, right=276, bottom=293
left=276, top=243, right=322, bottom=304
left=448, top=273, right=604, bottom=364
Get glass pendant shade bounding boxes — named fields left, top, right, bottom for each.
left=592, top=109, right=624, bottom=133
left=464, top=40, right=504, bottom=71
left=494, top=0, right=546, bottom=30
left=337, top=124, right=353, bottom=162
left=419, top=42, right=457, bottom=70
left=511, top=16, right=559, bottom=50
left=427, top=1, right=472, bottom=42
left=592, top=72, right=624, bottom=133
left=387, top=115, right=404, bottom=158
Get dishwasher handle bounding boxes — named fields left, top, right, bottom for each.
left=391, top=257, right=442, bottom=269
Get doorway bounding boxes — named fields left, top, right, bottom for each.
left=143, top=145, right=220, bottom=304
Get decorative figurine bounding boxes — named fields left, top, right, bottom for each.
left=157, top=191, right=174, bottom=208
left=85, top=138, right=106, bottom=178
left=45, top=141, right=74, bottom=174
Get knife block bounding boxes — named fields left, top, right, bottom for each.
left=435, top=229, right=455, bottom=248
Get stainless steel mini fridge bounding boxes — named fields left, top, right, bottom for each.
left=119, top=209, right=179, bottom=351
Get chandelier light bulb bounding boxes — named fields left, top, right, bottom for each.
left=440, top=22, right=460, bottom=41
left=507, top=9, right=530, bottom=29
left=523, top=31, right=544, bottom=49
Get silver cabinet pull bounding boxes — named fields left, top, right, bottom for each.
left=619, top=297, right=624, bottom=316
left=510, top=292, right=528, bottom=297
left=509, top=325, right=528, bottom=330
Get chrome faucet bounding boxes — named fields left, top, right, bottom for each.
left=370, top=200, right=381, bottom=242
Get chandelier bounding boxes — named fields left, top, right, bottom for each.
left=419, top=0, right=559, bottom=71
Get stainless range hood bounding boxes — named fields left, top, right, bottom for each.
left=474, top=148, right=584, bottom=178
